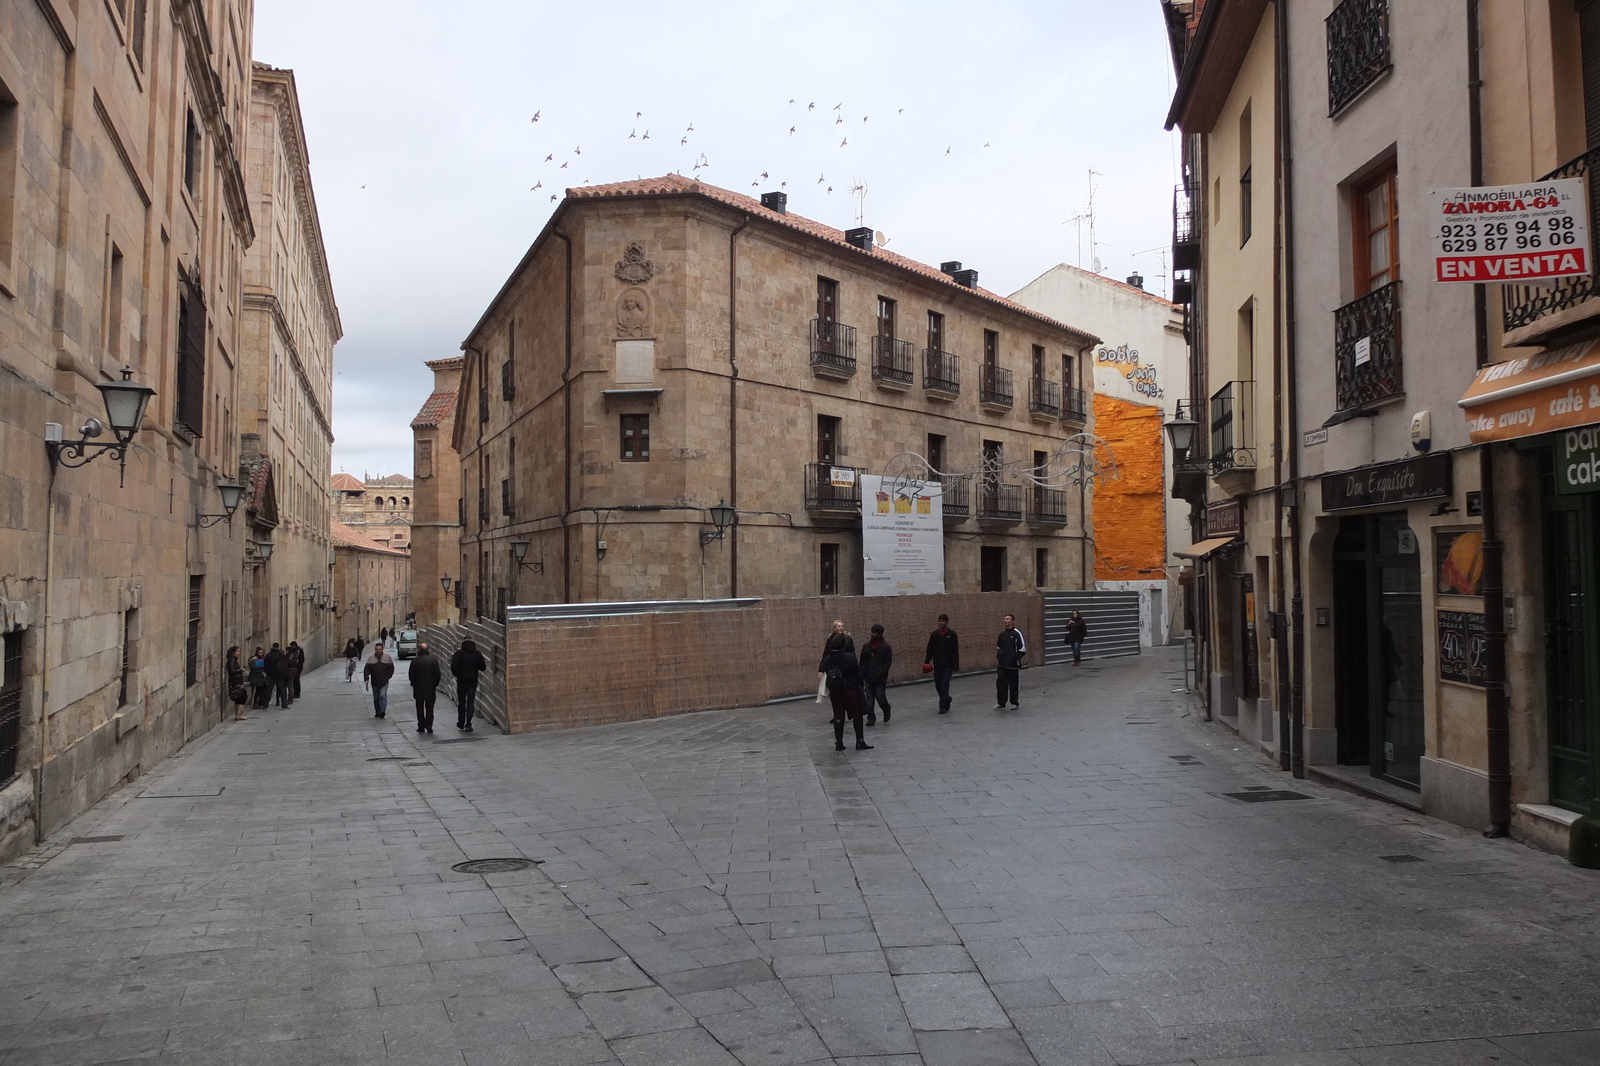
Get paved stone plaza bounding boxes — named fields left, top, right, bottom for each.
left=1, top=649, right=1597, bottom=1066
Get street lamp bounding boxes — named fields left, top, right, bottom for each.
left=198, top=478, right=246, bottom=528
left=44, top=365, right=157, bottom=486
left=700, top=499, right=736, bottom=545
left=510, top=539, right=543, bottom=574
left=440, top=574, right=452, bottom=593
left=247, top=539, right=274, bottom=568
left=1164, top=411, right=1199, bottom=461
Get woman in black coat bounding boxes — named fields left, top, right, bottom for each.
left=226, top=646, right=248, bottom=721
left=822, top=647, right=873, bottom=753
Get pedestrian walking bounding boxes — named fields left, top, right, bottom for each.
left=408, top=642, right=442, bottom=734
left=1063, top=610, right=1088, bottom=665
left=860, top=624, right=893, bottom=725
left=355, top=635, right=366, bottom=661
left=363, top=642, right=395, bottom=718
left=285, top=641, right=305, bottom=704
left=923, top=614, right=960, bottom=714
left=821, top=644, right=873, bottom=752
left=264, top=642, right=289, bottom=708
left=226, top=646, right=249, bottom=721
left=248, top=646, right=270, bottom=708
left=343, top=638, right=360, bottom=682
left=995, top=614, right=1026, bottom=710
left=450, top=638, right=488, bottom=731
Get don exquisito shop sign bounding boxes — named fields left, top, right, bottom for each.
left=1321, top=453, right=1452, bottom=511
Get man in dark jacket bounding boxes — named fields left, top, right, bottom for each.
left=923, top=615, right=960, bottom=714
left=859, top=624, right=893, bottom=725
left=264, top=643, right=289, bottom=708
left=1063, top=611, right=1088, bottom=665
left=363, top=643, right=395, bottom=718
left=450, top=639, right=488, bottom=731
left=995, top=614, right=1027, bottom=710
left=408, top=643, right=443, bottom=734
left=285, top=641, right=305, bottom=705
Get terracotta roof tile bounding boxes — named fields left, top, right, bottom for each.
left=410, top=388, right=459, bottom=429
left=566, top=175, right=1098, bottom=343
left=330, top=472, right=364, bottom=492
left=331, top=520, right=409, bottom=555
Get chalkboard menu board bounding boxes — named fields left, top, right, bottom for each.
left=1437, top=610, right=1486, bottom=687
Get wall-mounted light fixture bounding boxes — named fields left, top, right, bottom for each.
left=510, top=540, right=544, bottom=574
left=44, top=365, right=157, bottom=486
left=1163, top=411, right=1198, bottom=461
left=197, top=478, right=246, bottom=528
left=700, top=500, right=737, bottom=545
left=246, top=539, right=274, bottom=568
left=440, top=574, right=453, bottom=593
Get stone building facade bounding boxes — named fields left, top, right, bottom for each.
left=453, top=175, right=1100, bottom=616
left=332, top=473, right=413, bottom=551
left=0, top=0, right=296, bottom=857
left=239, top=63, right=341, bottom=665
left=409, top=357, right=463, bottom=627
left=330, top=521, right=411, bottom=644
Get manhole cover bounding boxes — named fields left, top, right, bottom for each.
left=1223, top=790, right=1312, bottom=803
left=1380, top=854, right=1424, bottom=863
left=452, top=858, right=539, bottom=874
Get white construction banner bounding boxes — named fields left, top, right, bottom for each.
left=1430, top=179, right=1590, bottom=283
left=860, top=474, right=945, bottom=597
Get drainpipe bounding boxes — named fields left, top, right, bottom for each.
left=1271, top=0, right=1291, bottom=772
left=728, top=216, right=749, bottom=597
left=1277, top=0, right=1306, bottom=778
left=36, top=461, right=58, bottom=844
left=553, top=230, right=573, bottom=604
left=1465, top=0, right=1510, bottom=835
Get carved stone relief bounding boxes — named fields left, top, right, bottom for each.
left=616, top=286, right=651, bottom=338
left=614, top=244, right=655, bottom=284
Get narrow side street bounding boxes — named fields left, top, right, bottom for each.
left=1, top=651, right=1596, bottom=1066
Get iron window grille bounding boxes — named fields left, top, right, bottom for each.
left=0, top=632, right=22, bottom=786
left=1029, top=488, right=1069, bottom=525
left=923, top=349, right=960, bottom=395
left=805, top=462, right=864, bottom=512
left=1334, top=280, right=1403, bottom=409
left=1061, top=386, right=1088, bottom=423
left=501, top=478, right=513, bottom=518
left=1326, top=0, right=1391, bottom=116
left=185, top=576, right=202, bottom=687
left=1209, top=380, right=1258, bottom=475
left=1503, top=144, right=1600, bottom=332
left=938, top=476, right=970, bottom=518
left=501, top=360, right=515, bottom=401
left=979, top=364, right=1014, bottom=408
left=871, top=335, right=914, bottom=385
left=978, top=485, right=1023, bottom=523
left=1173, top=182, right=1199, bottom=271
left=474, top=585, right=485, bottom=619
left=1029, top=377, right=1061, bottom=419
left=478, top=486, right=488, bottom=524
left=809, top=318, right=857, bottom=376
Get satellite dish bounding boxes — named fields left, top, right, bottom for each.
left=874, top=230, right=890, bottom=247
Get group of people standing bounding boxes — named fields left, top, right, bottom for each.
left=225, top=642, right=304, bottom=719
left=818, top=609, right=1090, bottom=751
left=349, top=636, right=488, bottom=734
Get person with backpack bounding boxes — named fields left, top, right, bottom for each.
left=995, top=614, right=1027, bottom=710
left=859, top=624, right=893, bottom=725
left=821, top=644, right=873, bottom=752
left=1063, top=610, right=1089, bottom=665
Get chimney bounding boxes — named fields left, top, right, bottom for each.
left=940, top=261, right=963, bottom=275
left=240, top=432, right=262, bottom=458
left=760, top=191, right=788, bottom=214
left=951, top=269, right=979, bottom=288
left=1126, top=272, right=1145, bottom=290
left=845, top=226, right=873, bottom=251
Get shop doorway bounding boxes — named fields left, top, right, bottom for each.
left=1332, top=513, right=1425, bottom=788
left=1543, top=472, right=1600, bottom=813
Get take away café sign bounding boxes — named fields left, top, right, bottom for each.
left=1429, top=179, right=1589, bottom=283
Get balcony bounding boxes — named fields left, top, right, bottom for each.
left=979, top=364, right=1014, bottom=412
left=1334, top=280, right=1402, bottom=410
left=1029, top=378, right=1061, bottom=422
left=871, top=334, right=914, bottom=390
left=923, top=349, right=960, bottom=400
left=1326, top=0, right=1391, bottom=116
left=1029, top=487, right=1068, bottom=525
left=810, top=319, right=857, bottom=380
left=938, top=476, right=970, bottom=520
left=1503, top=145, right=1600, bottom=344
left=1061, top=386, right=1088, bottom=424
left=805, top=462, right=863, bottom=514
left=977, top=484, right=1023, bottom=524
left=1173, top=183, right=1199, bottom=272
left=1210, top=381, right=1257, bottom=484
left=1170, top=398, right=1210, bottom=503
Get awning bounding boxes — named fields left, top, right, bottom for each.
left=1175, top=536, right=1238, bottom=560
left=1459, top=340, right=1600, bottom=443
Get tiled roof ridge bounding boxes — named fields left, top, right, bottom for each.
left=331, top=519, right=409, bottom=555
left=566, top=175, right=1098, bottom=343
left=411, top=388, right=460, bottom=429
left=330, top=472, right=363, bottom=492
left=425, top=356, right=465, bottom=370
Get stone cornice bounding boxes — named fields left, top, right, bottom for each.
left=244, top=290, right=332, bottom=439
left=172, top=0, right=255, bottom=247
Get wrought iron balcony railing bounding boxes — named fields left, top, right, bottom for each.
left=810, top=319, right=857, bottom=378
left=1061, top=386, right=1088, bottom=423
left=1326, top=0, right=1391, bottom=116
left=977, top=484, right=1023, bottom=523
left=871, top=334, right=914, bottom=386
left=1029, top=487, right=1068, bottom=525
left=923, top=349, right=960, bottom=397
left=1210, top=380, right=1257, bottom=476
left=979, top=364, right=1014, bottom=409
left=1334, top=280, right=1402, bottom=410
left=1173, top=183, right=1199, bottom=272
left=937, top=476, right=969, bottom=519
left=804, top=462, right=864, bottom=513
left=1503, top=144, right=1600, bottom=334
left=1029, top=377, right=1061, bottom=420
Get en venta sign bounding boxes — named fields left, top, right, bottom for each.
left=1429, top=179, right=1590, bottom=284
left=1321, top=453, right=1452, bottom=511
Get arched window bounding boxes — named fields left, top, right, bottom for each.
left=401, top=497, right=410, bottom=508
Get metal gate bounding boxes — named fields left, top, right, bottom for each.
left=1043, top=591, right=1141, bottom=665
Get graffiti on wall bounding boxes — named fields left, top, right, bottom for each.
left=1096, top=343, right=1164, bottom=400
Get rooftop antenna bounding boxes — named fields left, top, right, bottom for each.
left=1132, top=246, right=1171, bottom=299
left=1086, top=168, right=1103, bottom=273
left=849, top=179, right=868, bottom=227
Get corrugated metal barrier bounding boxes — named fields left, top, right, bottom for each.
left=1043, top=591, right=1141, bottom=664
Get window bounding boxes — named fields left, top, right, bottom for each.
left=1032, top=344, right=1045, bottom=382
left=1239, top=102, right=1253, bottom=246
left=105, top=242, right=124, bottom=363
left=1353, top=164, right=1398, bottom=294
left=1, top=632, right=23, bottom=786
left=820, top=543, right=839, bottom=596
left=183, top=109, right=200, bottom=197
left=0, top=89, right=16, bottom=276
left=817, top=276, right=838, bottom=324
left=503, top=320, right=516, bottom=400
left=621, top=414, right=650, bottom=461
left=119, top=608, right=136, bottom=706
left=501, top=478, right=512, bottom=517
left=927, top=310, right=945, bottom=352
left=478, top=360, right=489, bottom=423
left=503, top=439, right=515, bottom=516
left=1035, top=548, right=1048, bottom=588
left=981, top=547, right=1006, bottom=592
left=983, top=330, right=999, bottom=368
left=1326, top=0, right=1392, bottom=116
left=817, top=415, right=839, bottom=465
left=1062, top=353, right=1075, bottom=390
left=130, top=0, right=148, bottom=67
left=458, top=496, right=465, bottom=525
left=175, top=271, right=206, bottom=437
left=927, top=433, right=945, bottom=473
left=877, top=296, right=896, bottom=338
left=185, top=577, right=202, bottom=687
left=1239, top=300, right=1255, bottom=382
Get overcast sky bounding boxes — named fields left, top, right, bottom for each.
left=253, top=1, right=1180, bottom=480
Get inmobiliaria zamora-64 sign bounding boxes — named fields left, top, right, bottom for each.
left=1429, top=178, right=1591, bottom=283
